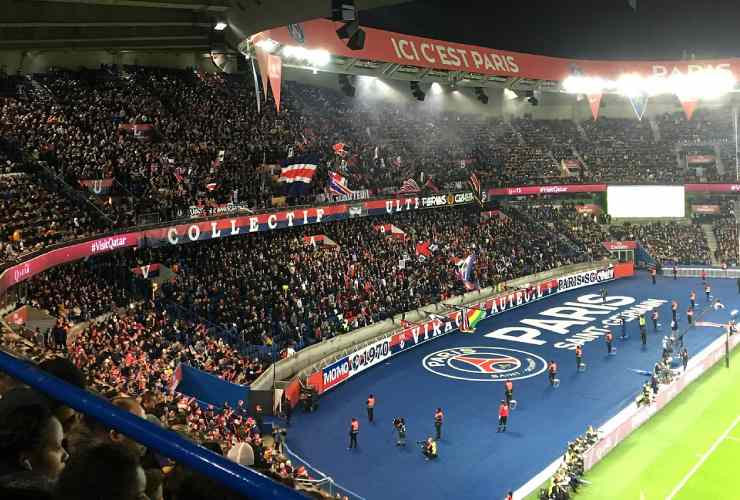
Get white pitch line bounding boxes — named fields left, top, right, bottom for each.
left=665, top=415, right=740, bottom=500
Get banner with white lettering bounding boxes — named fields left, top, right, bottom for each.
left=311, top=264, right=619, bottom=394
left=255, top=18, right=740, bottom=81
left=0, top=192, right=474, bottom=291
left=131, top=263, right=161, bottom=279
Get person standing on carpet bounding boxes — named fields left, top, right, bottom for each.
left=652, top=309, right=659, bottom=332
left=575, top=345, right=583, bottom=370
left=504, top=379, right=513, bottom=405
left=366, top=394, right=375, bottom=423
left=687, top=306, right=693, bottom=327
left=255, top=404, right=264, bottom=434
left=681, top=347, right=689, bottom=372
left=497, top=400, right=509, bottom=433
left=651, top=267, right=657, bottom=285
left=671, top=300, right=678, bottom=322
left=348, top=418, right=359, bottom=450
left=547, top=360, right=558, bottom=386
left=393, top=417, right=406, bottom=446
left=434, top=408, right=444, bottom=440
left=619, top=314, right=627, bottom=340
left=705, top=282, right=711, bottom=301
left=690, top=290, right=696, bottom=310
left=605, top=330, right=614, bottom=354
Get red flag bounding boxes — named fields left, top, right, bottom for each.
left=588, top=93, right=602, bottom=120
left=267, top=54, right=282, bottom=112
left=424, top=178, right=440, bottom=192
left=415, top=240, right=432, bottom=258
left=677, top=94, right=698, bottom=120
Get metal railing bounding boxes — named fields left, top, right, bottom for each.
left=0, top=349, right=305, bottom=500
left=667, top=266, right=740, bottom=279
left=282, top=442, right=366, bottom=500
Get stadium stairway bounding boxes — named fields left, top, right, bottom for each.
left=648, top=117, right=661, bottom=142
left=702, top=223, right=721, bottom=266
left=572, top=146, right=591, bottom=172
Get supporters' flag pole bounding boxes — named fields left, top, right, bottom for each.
left=249, top=57, right=261, bottom=114
left=452, top=305, right=485, bottom=333
left=468, top=171, right=483, bottom=207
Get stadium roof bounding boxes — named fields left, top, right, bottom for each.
left=0, top=0, right=408, bottom=52
left=365, top=0, right=740, bottom=61
left=249, top=18, right=740, bottom=98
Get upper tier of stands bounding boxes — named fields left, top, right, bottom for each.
left=1, top=67, right=738, bottom=230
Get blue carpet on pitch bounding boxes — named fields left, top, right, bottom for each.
left=285, top=273, right=738, bottom=500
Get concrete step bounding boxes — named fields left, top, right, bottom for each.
left=701, top=223, right=720, bottom=266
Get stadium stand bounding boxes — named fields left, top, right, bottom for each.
left=2, top=27, right=740, bottom=499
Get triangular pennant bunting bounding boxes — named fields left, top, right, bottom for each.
left=267, top=54, right=283, bottom=112
left=677, top=94, right=699, bottom=120
left=628, top=94, right=649, bottom=121
left=587, top=93, right=602, bottom=120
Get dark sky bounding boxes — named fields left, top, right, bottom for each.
left=360, top=0, right=740, bottom=60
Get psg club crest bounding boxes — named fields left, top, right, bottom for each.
left=287, top=23, right=305, bottom=45
left=422, top=347, right=547, bottom=382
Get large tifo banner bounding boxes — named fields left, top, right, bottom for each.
left=311, top=263, right=633, bottom=394
left=0, top=192, right=473, bottom=292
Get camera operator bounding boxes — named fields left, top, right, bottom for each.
left=419, top=437, right=437, bottom=460
left=393, top=417, right=406, bottom=446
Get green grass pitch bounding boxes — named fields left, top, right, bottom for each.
left=526, top=347, right=740, bottom=500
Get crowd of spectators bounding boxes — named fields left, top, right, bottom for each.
left=3, top=66, right=740, bottom=240
left=609, top=221, right=710, bottom=265
left=0, top=331, right=336, bottom=500
left=0, top=136, right=98, bottom=265
left=713, top=215, right=738, bottom=266
left=3, top=63, right=740, bottom=499
left=518, top=204, right=611, bottom=259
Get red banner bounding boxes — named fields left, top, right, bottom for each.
left=267, top=54, right=282, bottom=112
left=118, top=123, right=154, bottom=141
left=588, top=93, right=602, bottom=120
left=576, top=204, right=602, bottom=215
left=4, top=305, right=29, bottom=326
left=131, top=263, right=161, bottom=278
left=488, top=184, right=607, bottom=197
left=678, top=95, right=699, bottom=120
left=684, top=183, right=740, bottom=192
left=687, top=155, right=715, bottom=164
left=303, top=234, right=338, bottom=247
left=602, top=241, right=637, bottom=251
left=0, top=232, right=140, bottom=292
left=255, top=18, right=740, bottom=81
left=691, top=204, right=721, bottom=214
